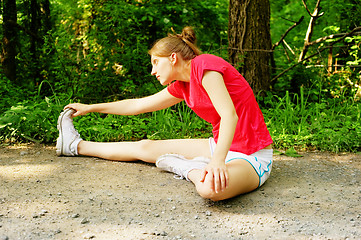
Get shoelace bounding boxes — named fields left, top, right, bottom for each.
left=68, top=126, right=80, bottom=138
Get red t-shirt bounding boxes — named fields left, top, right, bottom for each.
left=167, top=54, right=272, bottom=155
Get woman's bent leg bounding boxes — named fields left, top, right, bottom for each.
left=77, top=139, right=211, bottom=164
left=187, top=159, right=259, bottom=201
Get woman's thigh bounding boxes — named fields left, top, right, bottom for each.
left=225, top=159, right=259, bottom=196
left=140, top=138, right=212, bottom=161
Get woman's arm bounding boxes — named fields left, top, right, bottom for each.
left=201, top=70, right=239, bottom=193
left=65, top=88, right=183, bottom=117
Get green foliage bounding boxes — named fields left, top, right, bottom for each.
left=38, top=0, right=228, bottom=102
left=345, top=35, right=361, bottom=66
left=0, top=0, right=224, bottom=145
left=150, top=102, right=212, bottom=140
left=0, top=91, right=211, bottom=144
left=325, top=70, right=360, bottom=99
left=270, top=0, right=361, bottom=95
left=260, top=86, right=361, bottom=153
left=271, top=0, right=361, bottom=51
left=285, top=147, right=303, bottom=157
left=73, top=102, right=211, bottom=142
left=0, top=75, right=24, bottom=111
left=1, top=0, right=360, bottom=154
left=0, top=96, right=63, bottom=143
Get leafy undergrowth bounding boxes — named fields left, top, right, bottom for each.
left=1, top=90, right=360, bottom=154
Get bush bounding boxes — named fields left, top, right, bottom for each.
left=0, top=97, right=63, bottom=143
left=0, top=75, right=24, bottom=113
left=260, top=86, right=361, bottom=152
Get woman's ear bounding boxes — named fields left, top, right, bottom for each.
left=169, top=52, right=177, bottom=65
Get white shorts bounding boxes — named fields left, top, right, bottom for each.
left=209, top=138, right=273, bottom=187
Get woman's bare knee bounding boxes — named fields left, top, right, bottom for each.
left=196, top=185, right=230, bottom=201
left=135, top=139, right=157, bottom=162
left=197, top=188, right=217, bottom=200
left=194, top=179, right=226, bottom=201
left=137, top=139, right=153, bottom=150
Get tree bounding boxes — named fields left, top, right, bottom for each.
left=228, top=0, right=272, bottom=93
left=1, top=0, right=17, bottom=83
left=28, top=0, right=51, bottom=85
left=298, top=0, right=323, bottom=62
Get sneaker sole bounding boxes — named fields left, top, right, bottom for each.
left=56, top=108, right=74, bottom=156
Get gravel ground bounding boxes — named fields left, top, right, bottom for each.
left=0, top=144, right=360, bottom=240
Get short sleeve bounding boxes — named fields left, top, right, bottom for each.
left=167, top=81, right=185, bottom=99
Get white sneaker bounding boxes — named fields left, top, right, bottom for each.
left=56, top=108, right=82, bottom=156
left=156, top=154, right=210, bottom=181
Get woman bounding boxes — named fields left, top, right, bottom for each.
left=56, top=26, right=273, bottom=201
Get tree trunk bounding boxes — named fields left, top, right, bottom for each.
left=228, top=0, right=272, bottom=93
left=2, top=0, right=17, bottom=83
left=40, top=0, right=51, bottom=33
left=30, top=0, right=41, bottom=84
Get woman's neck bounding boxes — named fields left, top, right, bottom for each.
left=176, top=59, right=192, bottom=82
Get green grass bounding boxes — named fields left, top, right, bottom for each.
left=73, top=102, right=212, bottom=142
left=1, top=87, right=360, bottom=153
left=261, top=87, right=361, bottom=152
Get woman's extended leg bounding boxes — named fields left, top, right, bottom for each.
left=187, top=159, right=259, bottom=201
left=57, top=107, right=211, bottom=162
left=78, top=139, right=211, bottom=164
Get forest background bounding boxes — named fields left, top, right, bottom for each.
left=0, top=0, right=360, bottom=154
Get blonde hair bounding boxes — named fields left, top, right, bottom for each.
left=148, top=26, right=201, bottom=60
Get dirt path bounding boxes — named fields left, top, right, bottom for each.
left=0, top=144, right=360, bottom=240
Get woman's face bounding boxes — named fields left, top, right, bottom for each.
left=150, top=55, right=175, bottom=86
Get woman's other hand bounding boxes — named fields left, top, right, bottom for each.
left=200, top=160, right=229, bottom=194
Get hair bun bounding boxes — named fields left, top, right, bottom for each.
left=181, top=26, right=197, bottom=45
left=150, top=26, right=200, bottom=60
